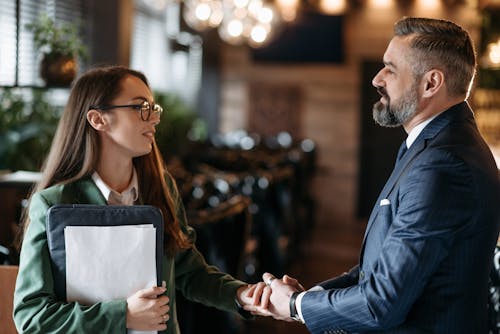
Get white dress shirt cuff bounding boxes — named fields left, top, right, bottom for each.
left=296, top=285, right=324, bottom=323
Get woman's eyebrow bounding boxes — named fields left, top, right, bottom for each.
left=129, top=96, right=148, bottom=102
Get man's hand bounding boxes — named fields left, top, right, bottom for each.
left=126, top=283, right=170, bottom=331
left=244, top=272, right=305, bottom=321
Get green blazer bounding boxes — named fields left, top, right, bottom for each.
left=13, top=174, right=246, bottom=334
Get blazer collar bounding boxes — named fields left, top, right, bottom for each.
left=379, top=101, right=471, bottom=200
left=416, top=101, right=471, bottom=143
left=71, top=176, right=107, bottom=205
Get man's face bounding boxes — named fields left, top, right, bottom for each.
left=372, top=36, right=421, bottom=127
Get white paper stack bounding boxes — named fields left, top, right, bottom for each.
left=65, top=224, right=157, bottom=334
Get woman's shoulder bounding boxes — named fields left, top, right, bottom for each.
left=33, top=177, right=94, bottom=205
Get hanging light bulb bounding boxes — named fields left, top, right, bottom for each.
left=184, top=0, right=281, bottom=47
left=195, top=2, right=211, bottom=20
left=218, top=18, right=245, bottom=44
left=184, top=0, right=223, bottom=30
left=228, top=19, right=244, bottom=36
left=250, top=24, right=268, bottom=44
left=482, top=38, right=500, bottom=68
left=275, top=0, right=299, bottom=22
left=257, top=6, right=274, bottom=23
left=318, top=0, right=346, bottom=15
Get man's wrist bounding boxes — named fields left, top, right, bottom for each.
left=289, top=291, right=301, bottom=321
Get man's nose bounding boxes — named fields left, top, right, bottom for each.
left=372, top=69, right=383, bottom=88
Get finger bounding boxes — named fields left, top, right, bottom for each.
left=136, top=286, right=163, bottom=298
left=158, top=303, right=170, bottom=315
left=283, top=275, right=305, bottom=291
left=243, top=304, right=273, bottom=316
left=251, top=282, right=265, bottom=306
left=157, top=295, right=170, bottom=306
left=154, top=312, right=169, bottom=326
left=260, top=285, right=272, bottom=309
left=244, top=284, right=257, bottom=298
left=153, top=323, right=167, bottom=331
left=262, top=272, right=276, bottom=287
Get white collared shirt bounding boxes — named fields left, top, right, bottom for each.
left=91, top=169, right=138, bottom=206
left=404, top=114, right=438, bottom=149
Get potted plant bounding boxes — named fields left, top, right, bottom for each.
left=26, top=14, right=87, bottom=87
left=0, top=88, right=62, bottom=171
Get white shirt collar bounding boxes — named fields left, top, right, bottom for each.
left=91, top=169, right=138, bottom=205
left=405, top=114, right=439, bottom=149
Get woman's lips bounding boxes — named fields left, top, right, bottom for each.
left=143, top=131, right=155, bottom=139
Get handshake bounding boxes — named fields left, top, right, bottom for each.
left=237, top=272, right=306, bottom=322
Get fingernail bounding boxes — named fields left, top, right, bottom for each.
left=162, top=280, right=166, bottom=288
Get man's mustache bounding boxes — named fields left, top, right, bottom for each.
left=376, top=86, right=388, bottom=98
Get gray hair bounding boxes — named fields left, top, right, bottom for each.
left=394, top=17, right=476, bottom=97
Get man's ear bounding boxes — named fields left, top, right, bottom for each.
left=87, top=109, right=108, bottom=131
left=422, top=69, right=444, bottom=98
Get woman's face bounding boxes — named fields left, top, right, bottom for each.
left=98, top=75, right=160, bottom=159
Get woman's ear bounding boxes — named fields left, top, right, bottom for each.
left=86, top=109, right=108, bottom=131
left=422, top=69, right=444, bottom=98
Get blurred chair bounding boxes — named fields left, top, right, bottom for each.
left=0, top=265, right=18, bottom=334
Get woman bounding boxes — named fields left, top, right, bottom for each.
left=13, top=66, right=270, bottom=333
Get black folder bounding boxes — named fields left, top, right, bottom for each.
left=46, top=204, right=164, bottom=301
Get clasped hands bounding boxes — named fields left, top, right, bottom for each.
left=125, top=273, right=304, bottom=331
left=238, top=272, right=305, bottom=322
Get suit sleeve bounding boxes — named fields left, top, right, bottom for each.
left=13, top=192, right=127, bottom=334
left=165, top=173, right=247, bottom=314
left=301, top=149, right=476, bottom=333
left=318, top=266, right=359, bottom=290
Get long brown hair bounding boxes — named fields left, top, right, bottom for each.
left=22, top=65, right=191, bottom=254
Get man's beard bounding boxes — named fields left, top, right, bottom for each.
left=372, top=83, right=419, bottom=127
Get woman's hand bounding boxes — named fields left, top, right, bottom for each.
left=236, top=281, right=271, bottom=311
left=126, top=284, right=170, bottom=331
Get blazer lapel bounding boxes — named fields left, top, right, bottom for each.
left=70, top=176, right=107, bottom=205
left=360, top=140, right=427, bottom=258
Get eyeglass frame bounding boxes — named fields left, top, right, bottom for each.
left=89, top=100, right=163, bottom=121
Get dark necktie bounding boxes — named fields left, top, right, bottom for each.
left=396, top=140, right=408, bottom=162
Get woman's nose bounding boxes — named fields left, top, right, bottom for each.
left=149, top=113, right=161, bottom=126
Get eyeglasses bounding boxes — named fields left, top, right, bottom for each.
left=90, top=100, right=163, bottom=121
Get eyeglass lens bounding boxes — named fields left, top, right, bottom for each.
left=140, top=101, right=163, bottom=121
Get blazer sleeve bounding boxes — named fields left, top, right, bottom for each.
left=317, top=265, right=359, bottom=290
left=301, top=149, right=476, bottom=334
left=13, top=192, right=127, bottom=334
left=164, top=172, right=247, bottom=314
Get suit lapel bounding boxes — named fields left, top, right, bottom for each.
left=69, top=177, right=107, bottom=205
left=359, top=102, right=471, bottom=263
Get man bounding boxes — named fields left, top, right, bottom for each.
left=246, top=17, right=500, bottom=333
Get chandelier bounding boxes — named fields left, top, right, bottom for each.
left=140, top=0, right=348, bottom=47
left=182, top=0, right=283, bottom=46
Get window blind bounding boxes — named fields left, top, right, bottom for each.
left=0, top=0, right=88, bottom=87
left=131, top=0, right=202, bottom=107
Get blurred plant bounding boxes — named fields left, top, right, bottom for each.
left=0, top=89, right=62, bottom=171
left=153, top=92, right=207, bottom=159
left=25, top=14, right=87, bottom=61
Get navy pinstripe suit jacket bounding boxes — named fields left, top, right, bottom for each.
left=301, top=102, right=500, bottom=334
